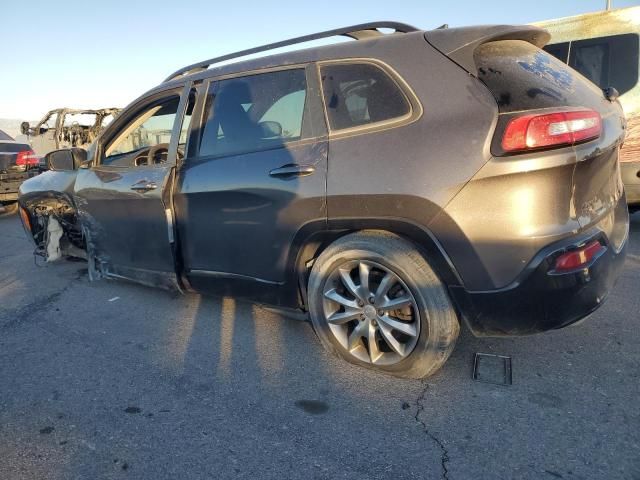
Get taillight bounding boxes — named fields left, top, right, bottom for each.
left=16, top=150, right=39, bottom=167
left=554, top=240, right=605, bottom=272
left=502, top=109, right=602, bottom=153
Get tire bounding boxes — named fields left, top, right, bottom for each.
left=307, top=230, right=460, bottom=379
left=0, top=202, right=18, bottom=217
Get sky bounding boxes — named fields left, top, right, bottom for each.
left=1, top=0, right=639, bottom=120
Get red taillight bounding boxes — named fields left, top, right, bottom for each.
left=554, top=240, right=605, bottom=272
left=502, top=109, right=602, bottom=153
left=16, top=149, right=39, bottom=167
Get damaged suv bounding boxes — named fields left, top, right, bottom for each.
left=18, top=108, right=120, bottom=157
left=18, top=22, right=629, bottom=378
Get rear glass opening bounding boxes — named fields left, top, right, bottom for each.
left=544, top=33, right=639, bottom=95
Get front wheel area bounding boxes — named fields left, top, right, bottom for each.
left=307, top=231, right=460, bottom=379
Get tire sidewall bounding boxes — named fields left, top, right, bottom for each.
left=308, top=236, right=456, bottom=377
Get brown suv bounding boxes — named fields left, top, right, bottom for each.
left=18, top=22, right=629, bottom=377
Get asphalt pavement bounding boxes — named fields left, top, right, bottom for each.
left=1, top=211, right=639, bottom=480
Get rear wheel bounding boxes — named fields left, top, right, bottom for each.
left=307, top=231, right=459, bottom=378
left=0, top=202, right=18, bottom=217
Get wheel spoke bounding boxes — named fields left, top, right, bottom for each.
left=359, top=262, right=371, bottom=298
left=379, top=294, right=413, bottom=311
left=374, top=273, right=396, bottom=303
left=377, top=315, right=417, bottom=337
left=324, top=289, right=359, bottom=309
left=347, top=322, right=366, bottom=351
left=377, top=322, right=406, bottom=356
left=327, top=309, right=361, bottom=325
left=339, top=267, right=362, bottom=300
left=367, top=323, right=382, bottom=363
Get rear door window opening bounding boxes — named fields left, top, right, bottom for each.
left=198, top=68, right=309, bottom=158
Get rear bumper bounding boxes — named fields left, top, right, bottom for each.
left=450, top=201, right=629, bottom=336
left=0, top=171, right=38, bottom=202
left=621, top=161, right=640, bottom=206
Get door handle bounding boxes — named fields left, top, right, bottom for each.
left=130, top=180, right=157, bottom=192
left=269, top=164, right=315, bottom=179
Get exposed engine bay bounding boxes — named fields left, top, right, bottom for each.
left=26, top=198, right=85, bottom=262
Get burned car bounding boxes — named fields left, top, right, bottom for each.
left=17, top=108, right=120, bottom=157
left=18, top=22, right=628, bottom=378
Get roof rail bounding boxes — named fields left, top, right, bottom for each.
left=163, top=21, right=419, bottom=83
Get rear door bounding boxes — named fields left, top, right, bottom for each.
left=74, top=85, right=194, bottom=289
left=174, top=65, right=328, bottom=304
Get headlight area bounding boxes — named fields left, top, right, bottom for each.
left=18, top=198, right=86, bottom=262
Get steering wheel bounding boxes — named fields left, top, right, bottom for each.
left=145, top=143, right=170, bottom=165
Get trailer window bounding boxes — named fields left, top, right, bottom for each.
left=569, top=34, right=639, bottom=95
left=544, top=42, right=570, bottom=63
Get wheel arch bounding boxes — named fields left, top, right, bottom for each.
left=18, top=190, right=82, bottom=249
left=288, top=218, right=464, bottom=310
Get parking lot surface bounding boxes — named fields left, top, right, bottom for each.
left=1, top=212, right=639, bottom=480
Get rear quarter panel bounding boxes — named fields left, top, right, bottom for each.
left=326, top=33, right=498, bottom=237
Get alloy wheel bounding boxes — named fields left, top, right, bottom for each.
left=322, top=260, right=421, bottom=365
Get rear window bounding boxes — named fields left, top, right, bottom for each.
left=320, top=63, right=410, bottom=131
left=0, top=143, right=30, bottom=153
left=544, top=34, right=639, bottom=95
left=475, top=40, right=605, bottom=113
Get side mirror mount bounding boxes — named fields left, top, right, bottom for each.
left=46, top=148, right=87, bottom=171
left=258, top=120, right=283, bottom=139
left=20, top=122, right=30, bottom=136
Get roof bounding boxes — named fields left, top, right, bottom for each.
left=163, top=22, right=419, bottom=83
left=163, top=21, right=420, bottom=83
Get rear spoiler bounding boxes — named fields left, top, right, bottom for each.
left=425, top=25, right=551, bottom=75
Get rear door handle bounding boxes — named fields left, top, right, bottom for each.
left=130, top=180, right=157, bottom=192
left=269, top=164, right=315, bottom=178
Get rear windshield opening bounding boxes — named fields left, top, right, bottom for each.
left=544, top=33, right=639, bottom=95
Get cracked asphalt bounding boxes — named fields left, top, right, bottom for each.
left=1, top=212, right=639, bottom=480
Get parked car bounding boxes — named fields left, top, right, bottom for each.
left=18, top=22, right=629, bottom=377
left=0, top=129, right=39, bottom=216
left=535, top=6, right=640, bottom=212
left=17, top=108, right=120, bottom=157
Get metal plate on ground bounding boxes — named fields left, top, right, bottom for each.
left=473, top=353, right=512, bottom=386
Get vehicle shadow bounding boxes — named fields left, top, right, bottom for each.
left=3, top=224, right=639, bottom=479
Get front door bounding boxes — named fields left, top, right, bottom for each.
left=74, top=85, right=193, bottom=289
left=174, top=66, right=328, bottom=304
left=30, top=111, right=59, bottom=156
